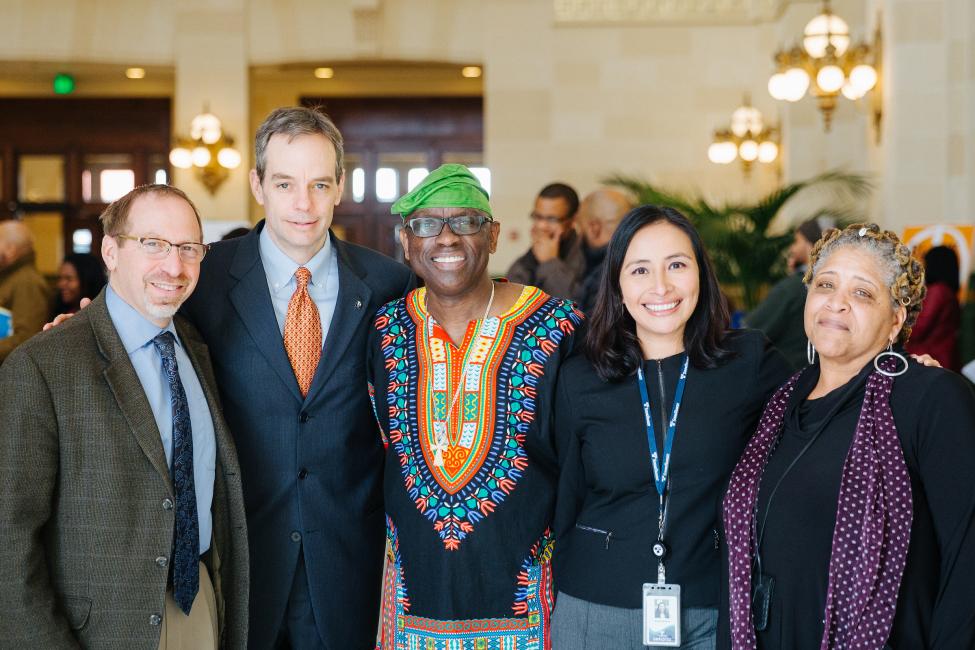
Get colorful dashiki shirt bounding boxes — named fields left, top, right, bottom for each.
left=368, top=284, right=583, bottom=650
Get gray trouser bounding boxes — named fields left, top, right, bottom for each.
left=551, top=591, right=717, bottom=650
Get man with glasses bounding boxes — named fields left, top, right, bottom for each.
left=0, top=184, right=249, bottom=648
left=506, top=182, right=585, bottom=299
left=369, top=164, right=584, bottom=648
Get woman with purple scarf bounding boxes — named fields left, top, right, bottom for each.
left=722, top=223, right=975, bottom=649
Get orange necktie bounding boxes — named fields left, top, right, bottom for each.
left=284, top=267, right=322, bottom=397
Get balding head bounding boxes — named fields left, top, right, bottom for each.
left=578, top=188, right=634, bottom=248
left=0, top=221, right=35, bottom=268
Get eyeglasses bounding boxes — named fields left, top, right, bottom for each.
left=530, top=212, right=571, bottom=225
left=115, top=235, right=210, bottom=263
left=407, top=214, right=493, bottom=238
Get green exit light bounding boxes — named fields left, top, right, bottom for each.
left=53, top=73, right=75, bottom=94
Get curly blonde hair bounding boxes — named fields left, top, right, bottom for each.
left=803, top=223, right=926, bottom=344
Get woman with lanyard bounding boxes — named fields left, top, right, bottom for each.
left=723, top=224, right=975, bottom=649
left=549, top=205, right=792, bottom=649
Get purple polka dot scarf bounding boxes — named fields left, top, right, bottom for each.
left=723, top=360, right=913, bottom=649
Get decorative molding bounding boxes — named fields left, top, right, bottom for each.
left=553, top=0, right=790, bottom=26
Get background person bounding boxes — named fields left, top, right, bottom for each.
left=573, top=187, right=633, bottom=314
left=551, top=205, right=791, bottom=650
left=747, top=218, right=832, bottom=370
left=724, top=224, right=975, bottom=649
left=52, top=252, right=106, bottom=317
left=506, top=182, right=585, bottom=298
left=905, top=245, right=961, bottom=371
left=0, top=220, right=51, bottom=362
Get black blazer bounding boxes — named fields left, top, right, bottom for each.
left=181, top=222, right=414, bottom=649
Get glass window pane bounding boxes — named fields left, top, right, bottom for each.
left=376, top=168, right=398, bottom=202
left=149, top=153, right=169, bottom=185
left=82, top=154, right=134, bottom=203
left=407, top=168, right=429, bottom=191
left=377, top=152, right=427, bottom=199
left=342, top=153, right=364, bottom=204
left=470, top=167, right=491, bottom=195
left=72, top=228, right=93, bottom=254
left=19, top=155, right=65, bottom=202
left=21, top=212, right=64, bottom=274
left=100, top=170, right=135, bottom=202
left=351, top=168, right=365, bottom=203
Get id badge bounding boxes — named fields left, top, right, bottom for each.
left=643, top=582, right=681, bottom=647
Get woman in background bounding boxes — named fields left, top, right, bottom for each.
left=52, top=252, right=105, bottom=317
left=905, top=245, right=961, bottom=371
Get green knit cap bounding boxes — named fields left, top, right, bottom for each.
left=390, top=163, right=492, bottom=219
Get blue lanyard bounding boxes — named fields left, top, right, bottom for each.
left=636, top=355, right=689, bottom=498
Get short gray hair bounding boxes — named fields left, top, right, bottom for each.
left=254, top=106, right=344, bottom=183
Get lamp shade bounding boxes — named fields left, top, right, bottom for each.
left=758, top=141, right=779, bottom=163
left=803, top=11, right=850, bottom=58
left=784, top=68, right=811, bottom=101
left=191, top=112, right=222, bottom=144
left=217, top=147, right=242, bottom=169
left=816, top=64, right=846, bottom=93
left=708, top=141, right=737, bottom=164
left=191, top=146, right=211, bottom=167
left=738, top=140, right=759, bottom=162
left=849, top=64, right=878, bottom=94
left=169, top=147, right=193, bottom=169
left=731, top=104, right=763, bottom=138
left=768, top=72, right=790, bottom=100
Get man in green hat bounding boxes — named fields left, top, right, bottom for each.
left=368, top=163, right=584, bottom=648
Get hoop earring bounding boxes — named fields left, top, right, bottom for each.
left=874, top=340, right=908, bottom=377
left=807, top=340, right=816, bottom=365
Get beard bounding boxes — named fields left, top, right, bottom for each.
left=142, top=273, right=191, bottom=321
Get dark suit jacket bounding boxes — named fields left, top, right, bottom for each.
left=181, top=223, right=414, bottom=649
left=0, top=292, right=249, bottom=649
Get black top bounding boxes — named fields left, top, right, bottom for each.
left=554, top=329, right=791, bottom=608
left=752, top=361, right=975, bottom=649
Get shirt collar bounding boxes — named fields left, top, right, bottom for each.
left=259, top=224, right=332, bottom=294
left=105, top=284, right=180, bottom=355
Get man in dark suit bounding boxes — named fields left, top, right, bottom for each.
left=0, top=184, right=249, bottom=648
left=181, top=106, right=413, bottom=649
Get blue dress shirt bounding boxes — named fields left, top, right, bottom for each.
left=105, top=285, right=216, bottom=555
left=259, top=226, right=339, bottom=342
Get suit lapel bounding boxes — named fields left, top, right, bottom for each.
left=89, top=294, right=173, bottom=495
left=228, top=224, right=303, bottom=403
left=305, top=236, right=373, bottom=401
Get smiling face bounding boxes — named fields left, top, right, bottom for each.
left=102, top=192, right=203, bottom=327
left=619, top=221, right=700, bottom=357
left=530, top=196, right=574, bottom=241
left=249, top=133, right=345, bottom=264
left=399, top=207, right=499, bottom=300
left=805, top=246, right=906, bottom=368
left=57, top=261, right=81, bottom=306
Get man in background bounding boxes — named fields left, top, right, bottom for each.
left=506, top=182, right=584, bottom=298
left=573, top=187, right=633, bottom=313
left=0, top=219, right=51, bottom=362
left=747, top=217, right=830, bottom=369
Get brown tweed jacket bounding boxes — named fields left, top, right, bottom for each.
left=0, top=292, right=249, bottom=649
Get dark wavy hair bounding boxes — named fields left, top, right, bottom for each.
left=53, top=253, right=106, bottom=314
left=585, top=205, right=732, bottom=382
left=923, top=245, right=960, bottom=293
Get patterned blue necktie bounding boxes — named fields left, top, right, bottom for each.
left=152, top=331, right=200, bottom=615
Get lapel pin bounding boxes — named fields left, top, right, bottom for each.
left=355, top=298, right=363, bottom=310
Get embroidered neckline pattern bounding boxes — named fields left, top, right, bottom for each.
left=374, top=287, right=582, bottom=550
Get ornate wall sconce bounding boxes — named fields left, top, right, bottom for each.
left=169, top=108, right=242, bottom=195
left=708, top=96, right=779, bottom=176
